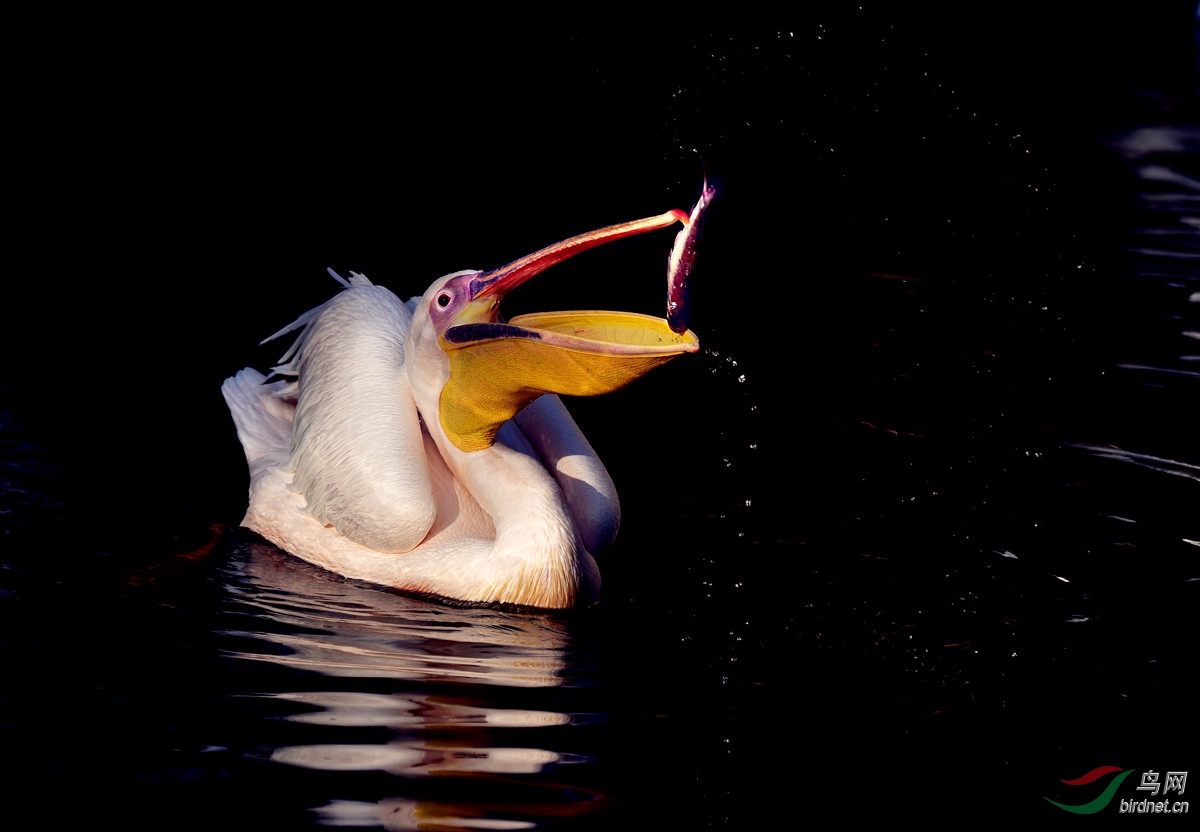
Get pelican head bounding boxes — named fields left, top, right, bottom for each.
left=407, top=213, right=702, bottom=454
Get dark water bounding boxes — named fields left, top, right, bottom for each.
left=4, top=9, right=1198, bottom=828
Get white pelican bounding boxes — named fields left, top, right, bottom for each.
left=223, top=194, right=709, bottom=608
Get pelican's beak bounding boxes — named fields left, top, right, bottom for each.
left=438, top=210, right=701, bottom=452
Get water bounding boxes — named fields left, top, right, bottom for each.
left=4, top=10, right=1198, bottom=828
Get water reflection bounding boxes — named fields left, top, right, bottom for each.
left=220, top=539, right=607, bottom=829
left=1068, top=443, right=1200, bottom=482
left=224, top=541, right=581, bottom=688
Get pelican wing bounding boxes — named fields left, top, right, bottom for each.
left=264, top=274, right=437, bottom=554
left=222, top=368, right=295, bottom=477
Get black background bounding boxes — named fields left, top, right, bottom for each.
left=4, top=4, right=1197, bottom=827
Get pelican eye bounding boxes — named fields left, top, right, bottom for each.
left=437, top=293, right=451, bottom=307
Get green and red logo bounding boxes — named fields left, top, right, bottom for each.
left=1045, top=766, right=1135, bottom=814
left=1046, top=766, right=1189, bottom=814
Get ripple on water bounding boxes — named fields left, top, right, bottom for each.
left=216, top=539, right=611, bottom=829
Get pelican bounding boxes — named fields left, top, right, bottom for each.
left=223, top=190, right=711, bottom=608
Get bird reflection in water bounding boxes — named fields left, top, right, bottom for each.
left=221, top=539, right=609, bottom=829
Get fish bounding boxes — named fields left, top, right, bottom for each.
left=666, top=178, right=717, bottom=333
